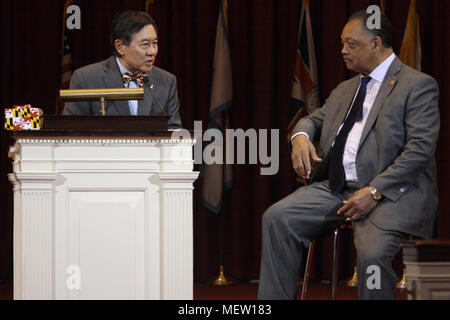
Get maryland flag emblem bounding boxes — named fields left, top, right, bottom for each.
left=4, top=105, right=43, bottom=130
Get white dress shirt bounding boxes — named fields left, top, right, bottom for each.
left=116, top=57, right=139, bottom=115
left=293, top=53, right=396, bottom=182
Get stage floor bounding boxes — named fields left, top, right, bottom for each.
left=0, top=282, right=407, bottom=300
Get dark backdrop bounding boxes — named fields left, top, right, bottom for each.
left=1, top=0, right=449, bottom=284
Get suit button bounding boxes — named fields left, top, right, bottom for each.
left=400, top=186, right=406, bottom=193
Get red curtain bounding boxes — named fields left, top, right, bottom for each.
left=1, top=0, right=449, bottom=284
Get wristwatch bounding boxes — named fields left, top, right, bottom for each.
left=369, top=186, right=382, bottom=201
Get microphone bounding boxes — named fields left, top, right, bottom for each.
left=143, top=76, right=167, bottom=115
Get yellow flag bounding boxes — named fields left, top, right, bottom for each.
left=399, top=0, right=422, bottom=71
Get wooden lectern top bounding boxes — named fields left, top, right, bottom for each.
left=11, top=115, right=181, bottom=138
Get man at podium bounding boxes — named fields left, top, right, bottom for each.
left=63, top=10, right=181, bottom=129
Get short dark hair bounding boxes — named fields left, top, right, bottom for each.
left=111, top=11, right=158, bottom=57
left=348, top=10, right=393, bottom=48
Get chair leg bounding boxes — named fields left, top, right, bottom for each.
left=332, top=227, right=340, bottom=300
left=301, top=240, right=316, bottom=300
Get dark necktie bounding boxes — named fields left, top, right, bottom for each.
left=122, top=72, right=146, bottom=87
left=328, top=76, right=371, bottom=194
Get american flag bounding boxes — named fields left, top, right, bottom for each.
left=56, top=0, right=74, bottom=115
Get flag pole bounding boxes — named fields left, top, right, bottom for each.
left=213, top=208, right=230, bottom=285
left=145, top=0, right=155, bottom=14
left=380, top=0, right=386, bottom=14
left=207, top=0, right=233, bottom=285
left=214, top=108, right=233, bottom=285
left=213, top=81, right=232, bottom=286
left=56, top=0, right=74, bottom=115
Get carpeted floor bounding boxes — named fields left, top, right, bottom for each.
left=194, top=281, right=408, bottom=300
left=0, top=282, right=407, bottom=300
left=0, top=284, right=12, bottom=300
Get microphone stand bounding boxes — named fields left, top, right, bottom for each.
left=143, top=77, right=167, bottom=115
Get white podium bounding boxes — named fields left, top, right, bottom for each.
left=8, top=130, right=198, bottom=300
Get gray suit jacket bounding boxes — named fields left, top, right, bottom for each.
left=292, top=57, right=440, bottom=239
left=63, top=56, right=182, bottom=129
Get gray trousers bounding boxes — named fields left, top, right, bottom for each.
left=257, top=180, right=405, bottom=300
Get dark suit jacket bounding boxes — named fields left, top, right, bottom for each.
left=63, top=56, right=182, bottom=129
left=292, top=57, right=440, bottom=239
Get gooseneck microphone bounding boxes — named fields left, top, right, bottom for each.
left=143, top=76, right=167, bottom=115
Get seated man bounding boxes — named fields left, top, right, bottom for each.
left=258, top=11, right=440, bottom=300
left=64, top=10, right=181, bottom=129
